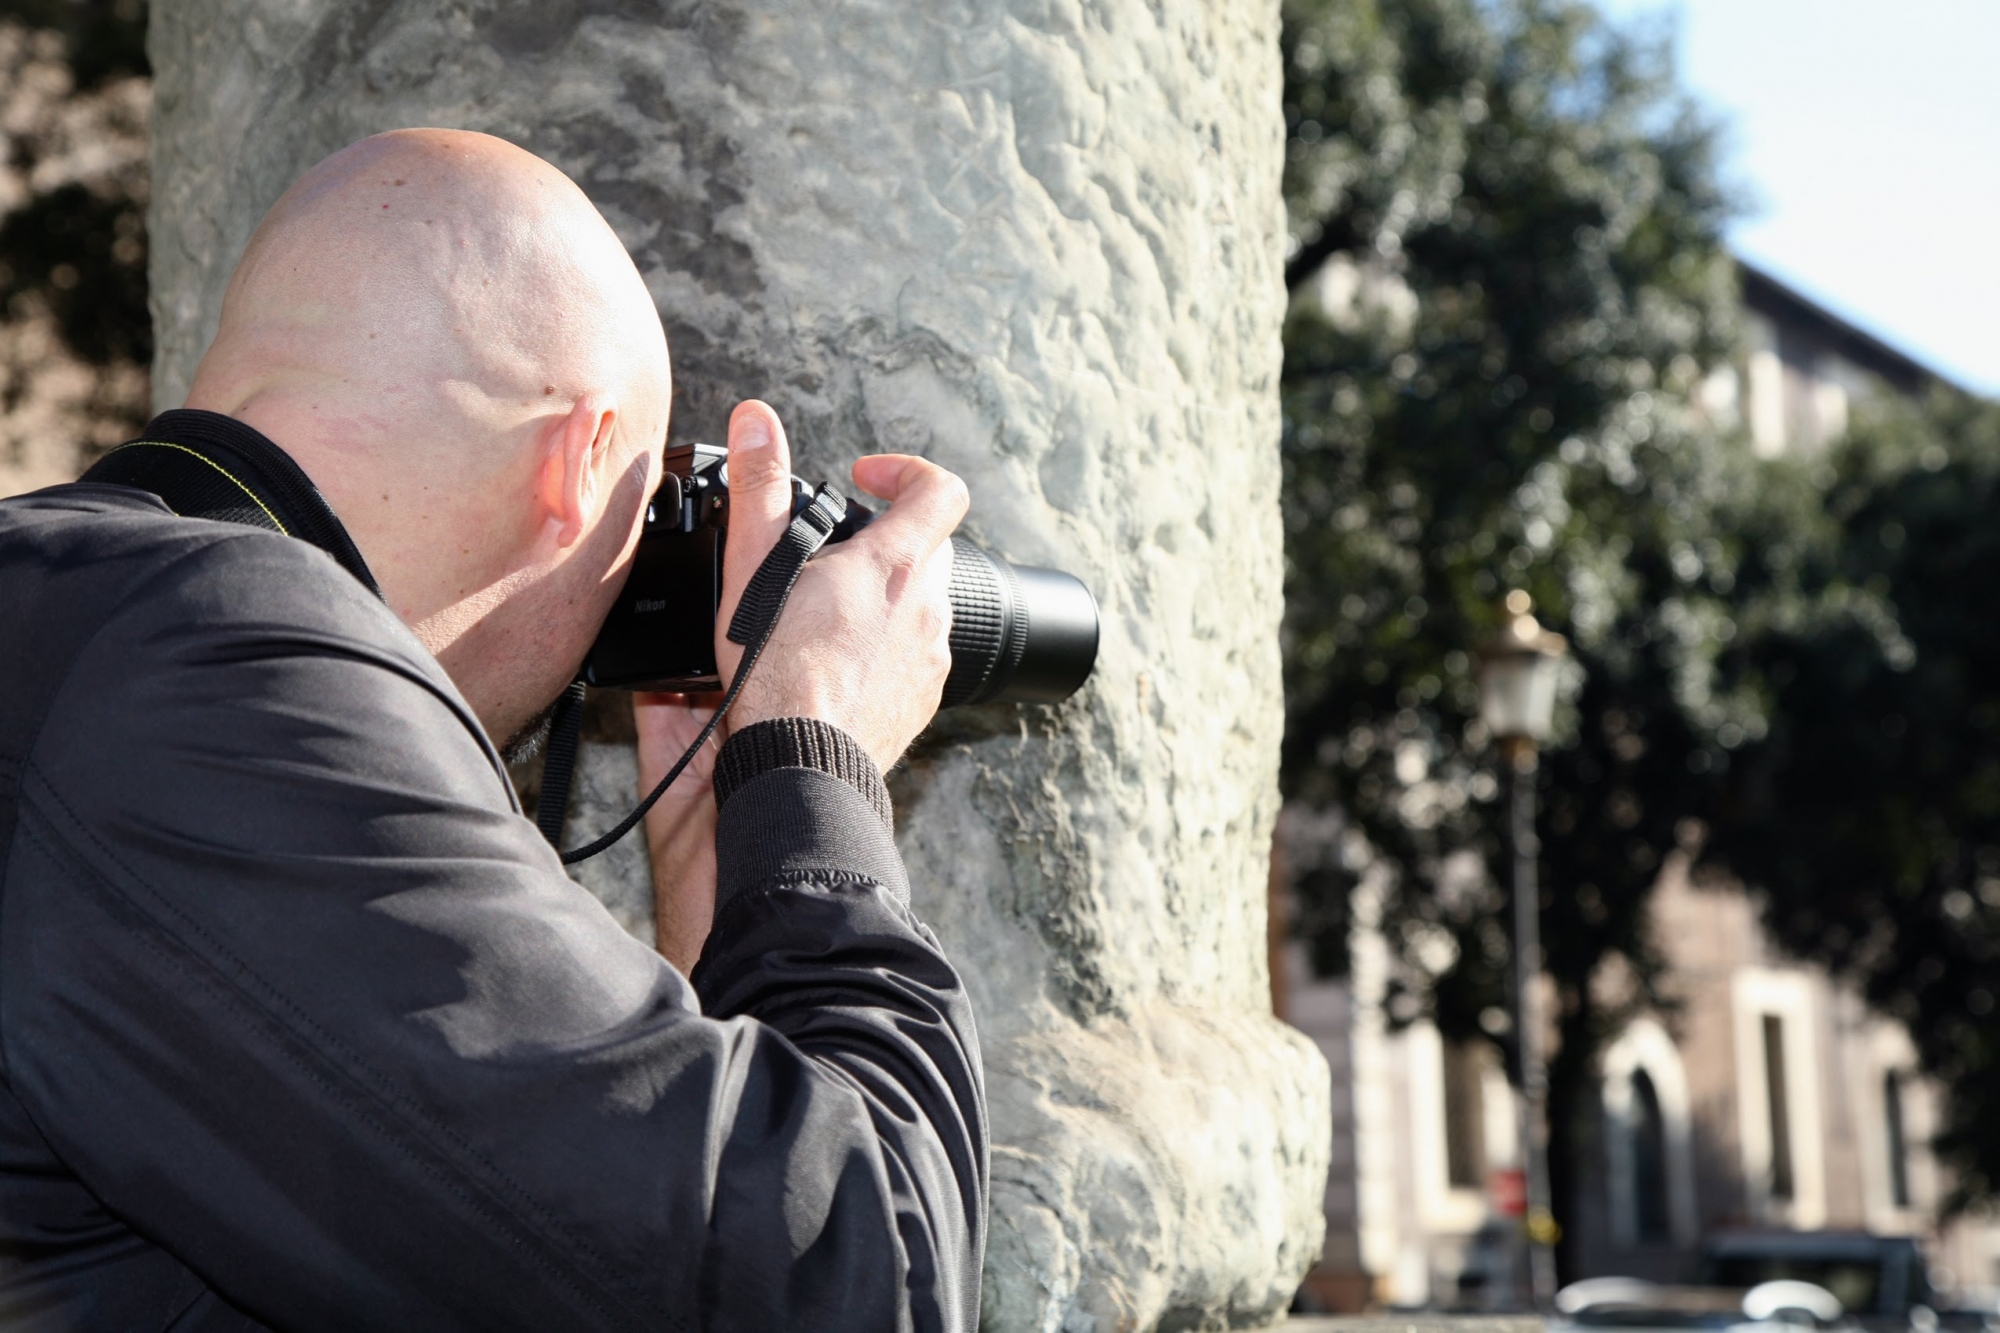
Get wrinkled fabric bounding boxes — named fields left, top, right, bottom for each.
left=0, top=483, right=987, bottom=1332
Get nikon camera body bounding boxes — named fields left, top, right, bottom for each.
left=582, top=443, right=1098, bottom=708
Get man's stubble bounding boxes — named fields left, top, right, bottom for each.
left=499, top=693, right=562, bottom=767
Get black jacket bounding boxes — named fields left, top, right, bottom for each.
left=0, top=414, right=986, bottom=1331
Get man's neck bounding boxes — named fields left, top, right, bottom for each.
left=156, top=400, right=555, bottom=743
left=99, top=410, right=382, bottom=598
left=210, top=398, right=532, bottom=640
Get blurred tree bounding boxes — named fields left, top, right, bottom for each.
left=1277, top=0, right=1775, bottom=1276
left=1, top=0, right=145, bottom=87
left=1279, top=0, right=2000, bottom=1256
left=0, top=0, right=150, bottom=496
left=1712, top=389, right=2000, bottom=1209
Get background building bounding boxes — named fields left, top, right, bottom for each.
left=1281, top=259, right=2000, bottom=1313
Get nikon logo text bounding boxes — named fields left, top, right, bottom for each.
left=634, top=598, right=668, bottom=614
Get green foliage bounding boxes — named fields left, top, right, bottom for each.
left=1280, top=0, right=1743, bottom=1027
left=1280, top=0, right=2000, bottom=1224
left=1712, top=389, right=2000, bottom=1206
left=1277, top=0, right=1788, bottom=1264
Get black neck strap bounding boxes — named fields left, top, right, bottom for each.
left=82, top=410, right=382, bottom=599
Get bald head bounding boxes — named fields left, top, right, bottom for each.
left=193, top=129, right=667, bottom=460
left=185, top=130, right=674, bottom=746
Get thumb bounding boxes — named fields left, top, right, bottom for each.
left=716, top=400, right=794, bottom=677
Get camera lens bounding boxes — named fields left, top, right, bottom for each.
left=940, top=538, right=1099, bottom=707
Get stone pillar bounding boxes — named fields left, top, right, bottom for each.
left=149, top=3, right=1330, bottom=1326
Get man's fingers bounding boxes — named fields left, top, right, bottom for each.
left=851, top=454, right=920, bottom=501
left=718, top=401, right=793, bottom=665
left=849, top=454, right=969, bottom=561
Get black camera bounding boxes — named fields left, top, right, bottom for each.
left=583, top=443, right=1099, bottom=707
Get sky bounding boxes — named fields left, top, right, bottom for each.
left=1593, top=0, right=2000, bottom=397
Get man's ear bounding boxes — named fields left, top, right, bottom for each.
left=537, top=395, right=617, bottom=549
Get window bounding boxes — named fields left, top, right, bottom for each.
left=1883, top=1070, right=1911, bottom=1210
left=1732, top=971, right=1826, bottom=1226
left=1602, top=1018, right=1696, bottom=1248
left=1763, top=1015, right=1795, bottom=1201
left=1631, top=1070, right=1670, bottom=1242
left=1443, top=1039, right=1487, bottom=1190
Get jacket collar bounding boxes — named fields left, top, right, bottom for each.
left=83, top=409, right=382, bottom=598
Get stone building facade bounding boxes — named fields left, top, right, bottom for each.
left=1282, top=262, right=2000, bottom=1313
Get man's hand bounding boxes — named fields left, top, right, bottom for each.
left=635, top=399, right=963, bottom=967
left=634, top=692, right=719, bottom=974
left=716, top=400, right=965, bottom=771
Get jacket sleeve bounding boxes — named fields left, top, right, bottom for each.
left=2, top=533, right=986, bottom=1333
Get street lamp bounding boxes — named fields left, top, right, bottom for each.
left=1478, top=589, right=1569, bottom=1312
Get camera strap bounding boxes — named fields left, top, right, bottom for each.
left=84, top=411, right=852, bottom=867
left=544, top=482, right=850, bottom=865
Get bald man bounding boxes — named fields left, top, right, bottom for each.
left=0, top=130, right=985, bottom=1332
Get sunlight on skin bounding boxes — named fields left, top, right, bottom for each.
left=183, top=129, right=672, bottom=744
left=178, top=128, right=719, bottom=957
left=176, top=129, right=963, bottom=970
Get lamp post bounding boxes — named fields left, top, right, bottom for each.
left=1478, top=590, right=1569, bottom=1312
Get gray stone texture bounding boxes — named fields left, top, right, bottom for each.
left=511, top=691, right=661, bottom=947
left=149, top=2, right=1330, bottom=1327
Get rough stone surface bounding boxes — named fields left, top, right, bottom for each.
left=511, top=691, right=659, bottom=947
left=149, top=3, right=1330, bottom=1327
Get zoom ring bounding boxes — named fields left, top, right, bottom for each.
left=942, top=538, right=1008, bottom=708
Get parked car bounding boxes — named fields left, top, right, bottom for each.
left=1931, top=1288, right=1998, bottom=1333
left=1699, top=1232, right=1934, bottom=1333
left=1554, top=1276, right=1853, bottom=1333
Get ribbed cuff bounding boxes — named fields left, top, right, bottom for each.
left=714, top=768, right=911, bottom=910
left=714, top=718, right=891, bottom=829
